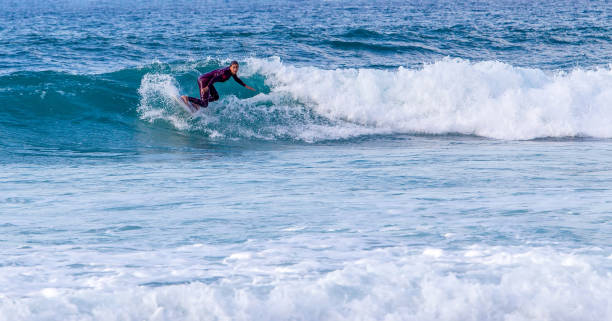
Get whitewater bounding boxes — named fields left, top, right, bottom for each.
left=1, top=0, right=612, bottom=320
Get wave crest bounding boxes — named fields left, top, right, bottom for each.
left=247, top=57, right=612, bottom=140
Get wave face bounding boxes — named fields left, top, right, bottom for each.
left=3, top=57, right=612, bottom=152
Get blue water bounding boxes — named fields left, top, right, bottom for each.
left=1, top=1, right=612, bottom=320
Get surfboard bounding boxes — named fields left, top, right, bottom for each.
left=173, top=95, right=197, bottom=114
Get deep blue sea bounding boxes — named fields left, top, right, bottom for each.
left=1, top=1, right=612, bottom=320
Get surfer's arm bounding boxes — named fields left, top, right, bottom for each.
left=232, top=75, right=256, bottom=91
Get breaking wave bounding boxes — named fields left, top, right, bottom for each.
left=2, top=57, right=612, bottom=145
left=138, top=57, right=612, bottom=141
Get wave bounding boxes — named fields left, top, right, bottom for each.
left=3, top=57, right=612, bottom=145
left=324, top=39, right=439, bottom=54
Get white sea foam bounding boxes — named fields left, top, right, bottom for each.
left=1, top=245, right=611, bottom=321
left=137, top=73, right=192, bottom=131
left=247, top=57, right=612, bottom=140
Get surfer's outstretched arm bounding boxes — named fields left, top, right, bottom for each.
left=232, top=74, right=256, bottom=91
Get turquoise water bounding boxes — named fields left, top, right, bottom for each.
left=1, top=1, right=612, bottom=320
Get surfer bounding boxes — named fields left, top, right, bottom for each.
left=181, top=61, right=255, bottom=110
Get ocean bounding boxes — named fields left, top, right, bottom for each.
left=1, top=0, right=612, bottom=320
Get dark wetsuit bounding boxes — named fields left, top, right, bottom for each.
left=187, top=67, right=247, bottom=108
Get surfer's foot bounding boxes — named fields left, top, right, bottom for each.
left=180, top=95, right=190, bottom=105
left=181, top=95, right=198, bottom=112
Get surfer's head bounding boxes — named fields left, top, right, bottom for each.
left=229, top=61, right=239, bottom=75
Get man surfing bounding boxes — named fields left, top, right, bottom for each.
left=181, top=60, right=255, bottom=111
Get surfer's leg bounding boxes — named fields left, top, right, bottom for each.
left=186, top=96, right=207, bottom=109
left=208, top=85, right=219, bottom=102
left=183, top=76, right=211, bottom=109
